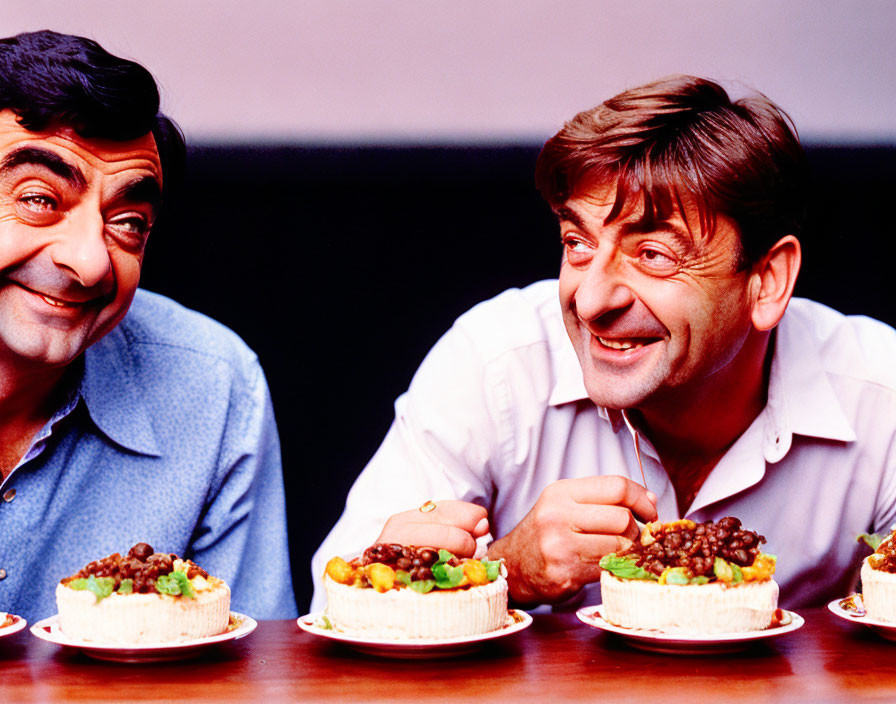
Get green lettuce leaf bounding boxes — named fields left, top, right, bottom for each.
left=713, top=558, right=744, bottom=584
left=395, top=570, right=412, bottom=586
left=409, top=579, right=435, bottom=594
left=432, top=561, right=465, bottom=589
left=154, top=570, right=196, bottom=599
left=117, top=579, right=134, bottom=594
left=662, top=567, right=691, bottom=585
left=859, top=533, right=885, bottom=551
left=69, top=575, right=115, bottom=602
left=599, top=554, right=658, bottom=581
left=482, top=560, right=501, bottom=582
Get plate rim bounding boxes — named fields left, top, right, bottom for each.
left=29, top=611, right=257, bottom=651
left=827, top=595, right=896, bottom=629
left=576, top=604, right=804, bottom=643
left=297, top=608, right=532, bottom=648
left=0, top=613, right=27, bottom=638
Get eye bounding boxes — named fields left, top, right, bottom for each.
left=15, top=191, right=61, bottom=225
left=636, top=244, right=678, bottom=274
left=107, top=214, right=151, bottom=238
left=21, top=193, right=56, bottom=209
left=561, top=234, right=594, bottom=268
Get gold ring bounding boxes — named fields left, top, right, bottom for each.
left=419, top=500, right=437, bottom=513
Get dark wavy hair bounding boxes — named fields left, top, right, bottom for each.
left=535, top=75, right=808, bottom=267
left=0, top=30, right=185, bottom=202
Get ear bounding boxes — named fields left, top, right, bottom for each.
left=749, top=235, right=801, bottom=331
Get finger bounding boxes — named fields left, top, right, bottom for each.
left=377, top=522, right=478, bottom=557
left=568, top=504, right=641, bottom=542
left=568, top=476, right=658, bottom=522
left=472, top=516, right=490, bottom=538
left=570, top=531, right=637, bottom=567
left=412, top=500, right=488, bottom=532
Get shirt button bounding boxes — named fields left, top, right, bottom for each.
left=3, top=488, right=15, bottom=502
left=0, top=569, right=6, bottom=580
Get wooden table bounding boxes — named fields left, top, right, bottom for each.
left=0, top=607, right=891, bottom=702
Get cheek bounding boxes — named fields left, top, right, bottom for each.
left=558, top=263, right=580, bottom=310
left=107, top=251, right=143, bottom=300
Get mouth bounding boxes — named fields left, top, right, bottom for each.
left=38, top=292, right=78, bottom=308
left=12, top=283, right=99, bottom=309
left=595, top=336, right=661, bottom=352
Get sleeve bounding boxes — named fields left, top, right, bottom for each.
left=189, top=358, right=298, bottom=619
left=309, top=320, right=506, bottom=612
left=871, top=412, right=896, bottom=534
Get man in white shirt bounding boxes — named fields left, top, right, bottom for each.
left=311, top=76, right=896, bottom=611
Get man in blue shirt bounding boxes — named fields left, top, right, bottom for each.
left=0, top=30, right=296, bottom=622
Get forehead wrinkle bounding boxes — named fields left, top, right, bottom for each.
left=0, top=146, right=87, bottom=191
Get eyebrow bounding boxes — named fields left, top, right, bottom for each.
left=618, top=219, right=697, bottom=253
left=109, top=176, right=163, bottom=218
left=0, top=146, right=88, bottom=190
left=556, top=203, right=699, bottom=254
left=554, top=206, right=587, bottom=230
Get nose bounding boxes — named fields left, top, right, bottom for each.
left=573, top=247, right=635, bottom=322
left=49, top=208, right=112, bottom=288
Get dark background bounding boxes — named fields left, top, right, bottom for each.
left=138, top=144, right=895, bottom=612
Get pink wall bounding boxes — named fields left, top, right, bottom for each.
left=3, top=0, right=895, bottom=143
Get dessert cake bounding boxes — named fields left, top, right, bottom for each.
left=322, top=543, right=508, bottom=639
left=599, top=517, right=779, bottom=634
left=860, top=528, right=896, bottom=622
left=56, top=543, right=230, bottom=643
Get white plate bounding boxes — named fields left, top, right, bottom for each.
left=297, top=609, right=532, bottom=658
left=29, top=612, right=257, bottom=662
left=576, top=605, right=804, bottom=654
left=0, top=613, right=27, bottom=638
left=827, top=595, right=896, bottom=640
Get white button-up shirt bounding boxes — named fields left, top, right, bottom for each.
left=311, top=280, right=896, bottom=612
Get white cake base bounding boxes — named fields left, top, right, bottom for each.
left=56, top=582, right=231, bottom=644
left=600, top=571, right=779, bottom=634
left=861, top=556, right=896, bottom=622
left=323, top=575, right=508, bottom=639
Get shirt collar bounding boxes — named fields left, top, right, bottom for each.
left=80, top=325, right=162, bottom=457
left=764, top=305, right=856, bottom=460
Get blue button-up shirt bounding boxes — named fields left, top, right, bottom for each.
left=0, top=290, right=297, bottom=623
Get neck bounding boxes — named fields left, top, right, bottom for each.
left=633, top=328, right=773, bottom=513
left=0, top=358, right=69, bottom=480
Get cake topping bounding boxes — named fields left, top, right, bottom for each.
left=861, top=529, right=896, bottom=573
left=600, top=517, right=775, bottom=585
left=326, top=544, right=502, bottom=594
left=62, top=543, right=209, bottom=601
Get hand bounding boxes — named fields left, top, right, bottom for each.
left=488, top=476, right=657, bottom=606
left=376, top=500, right=490, bottom=558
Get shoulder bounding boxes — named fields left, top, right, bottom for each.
left=407, top=280, right=575, bottom=411
left=450, top=280, right=565, bottom=360
left=116, top=289, right=259, bottom=373
left=783, top=298, right=896, bottom=389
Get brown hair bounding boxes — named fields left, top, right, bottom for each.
left=534, top=75, right=808, bottom=266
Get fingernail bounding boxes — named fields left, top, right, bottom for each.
left=474, top=517, right=489, bottom=535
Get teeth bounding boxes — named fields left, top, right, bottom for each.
left=598, top=337, right=644, bottom=351
left=41, top=295, right=68, bottom=307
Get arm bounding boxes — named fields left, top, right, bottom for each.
left=310, top=322, right=501, bottom=611
left=489, top=476, right=657, bottom=606
left=190, top=359, right=297, bottom=619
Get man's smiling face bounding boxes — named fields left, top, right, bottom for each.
left=0, top=110, right=162, bottom=372
left=557, top=181, right=757, bottom=411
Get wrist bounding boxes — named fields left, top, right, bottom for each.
left=487, top=535, right=545, bottom=608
